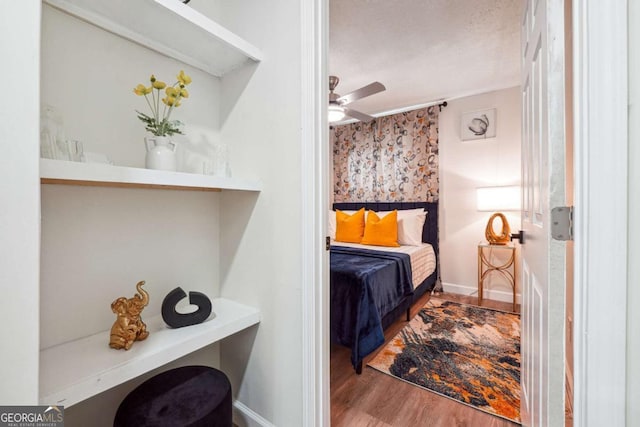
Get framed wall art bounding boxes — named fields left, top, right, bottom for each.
left=461, top=108, right=496, bottom=141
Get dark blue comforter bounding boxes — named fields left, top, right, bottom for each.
left=330, top=246, right=413, bottom=370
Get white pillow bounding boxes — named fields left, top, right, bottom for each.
left=398, top=211, right=427, bottom=246
left=328, top=210, right=357, bottom=240
left=367, top=208, right=427, bottom=246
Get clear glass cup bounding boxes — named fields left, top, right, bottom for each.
left=212, top=144, right=231, bottom=178
left=40, top=105, right=65, bottom=160
left=64, top=140, right=84, bottom=162
left=202, top=158, right=214, bottom=175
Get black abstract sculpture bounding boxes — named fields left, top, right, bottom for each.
left=468, top=114, right=490, bottom=136
left=162, top=287, right=212, bottom=328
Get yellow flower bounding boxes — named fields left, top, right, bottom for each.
left=165, top=87, right=178, bottom=98
left=134, top=71, right=191, bottom=136
left=133, top=84, right=152, bottom=96
left=177, top=70, right=192, bottom=85
left=162, top=97, right=181, bottom=107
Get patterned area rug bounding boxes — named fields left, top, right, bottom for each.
left=368, top=298, right=521, bottom=424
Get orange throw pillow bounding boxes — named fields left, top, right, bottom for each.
left=335, top=208, right=365, bottom=243
left=361, top=210, right=400, bottom=247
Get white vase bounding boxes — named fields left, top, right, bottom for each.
left=144, top=135, right=177, bottom=171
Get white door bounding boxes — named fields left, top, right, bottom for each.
left=520, top=0, right=567, bottom=425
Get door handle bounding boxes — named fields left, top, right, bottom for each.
left=510, top=230, right=525, bottom=244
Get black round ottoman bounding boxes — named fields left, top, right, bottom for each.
left=114, top=366, right=232, bottom=427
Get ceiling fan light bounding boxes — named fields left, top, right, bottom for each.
left=328, top=105, right=346, bottom=122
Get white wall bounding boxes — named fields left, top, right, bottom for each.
left=40, top=6, right=224, bottom=425
left=0, top=1, right=41, bottom=404
left=627, top=0, right=640, bottom=421
left=211, top=1, right=305, bottom=426
left=439, top=86, right=521, bottom=302
left=41, top=6, right=222, bottom=171
left=0, top=2, right=306, bottom=424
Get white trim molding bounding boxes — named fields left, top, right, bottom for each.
left=233, top=400, right=276, bottom=427
left=572, top=0, right=628, bottom=425
left=441, top=282, right=522, bottom=305
left=0, top=0, right=41, bottom=404
left=300, top=0, right=329, bottom=425
left=627, top=0, right=640, bottom=421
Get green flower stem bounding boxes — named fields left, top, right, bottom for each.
left=155, top=88, right=161, bottom=124
left=143, top=94, right=155, bottom=120
left=161, top=92, right=168, bottom=122
left=165, top=104, right=175, bottom=121
left=150, top=87, right=156, bottom=120
left=165, top=98, right=180, bottom=121
left=163, top=82, right=177, bottom=121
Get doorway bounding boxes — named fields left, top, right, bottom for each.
left=322, top=1, right=572, bottom=426
left=303, top=0, right=630, bottom=426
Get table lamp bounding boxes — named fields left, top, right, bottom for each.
left=476, top=186, right=521, bottom=245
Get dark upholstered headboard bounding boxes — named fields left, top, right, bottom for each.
left=332, top=201, right=439, bottom=257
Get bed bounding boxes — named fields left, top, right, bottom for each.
left=330, top=201, right=439, bottom=373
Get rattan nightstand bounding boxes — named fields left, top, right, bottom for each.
left=477, top=242, right=517, bottom=312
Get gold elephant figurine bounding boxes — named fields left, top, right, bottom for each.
left=109, top=281, right=149, bottom=350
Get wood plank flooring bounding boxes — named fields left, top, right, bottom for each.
left=330, top=292, right=522, bottom=427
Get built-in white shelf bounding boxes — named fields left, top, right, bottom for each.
left=39, top=298, right=260, bottom=407
left=40, top=159, right=262, bottom=192
left=43, top=0, right=263, bottom=77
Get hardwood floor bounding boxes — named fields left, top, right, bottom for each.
left=330, top=292, right=521, bottom=427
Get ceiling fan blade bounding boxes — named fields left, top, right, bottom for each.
left=344, top=108, right=375, bottom=123
left=337, top=82, right=385, bottom=105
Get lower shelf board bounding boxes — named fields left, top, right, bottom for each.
left=39, top=297, right=260, bottom=407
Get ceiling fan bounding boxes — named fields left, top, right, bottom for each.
left=328, top=76, right=385, bottom=123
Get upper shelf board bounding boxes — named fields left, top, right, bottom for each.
left=43, top=0, right=263, bottom=77
left=41, top=159, right=262, bottom=192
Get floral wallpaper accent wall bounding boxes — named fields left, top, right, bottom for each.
left=332, top=106, right=439, bottom=202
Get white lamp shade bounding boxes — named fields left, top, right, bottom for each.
left=328, top=105, right=346, bottom=122
left=476, top=186, right=521, bottom=211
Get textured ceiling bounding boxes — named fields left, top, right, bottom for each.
left=329, top=0, right=521, bottom=116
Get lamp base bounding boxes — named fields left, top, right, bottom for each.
left=485, top=213, right=511, bottom=245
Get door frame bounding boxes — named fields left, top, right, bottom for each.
left=572, top=1, right=628, bottom=425
left=301, top=0, right=330, bottom=425
left=300, top=0, right=630, bottom=425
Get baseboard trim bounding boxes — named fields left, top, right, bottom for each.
left=233, top=400, right=275, bottom=427
left=441, top=281, right=521, bottom=304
